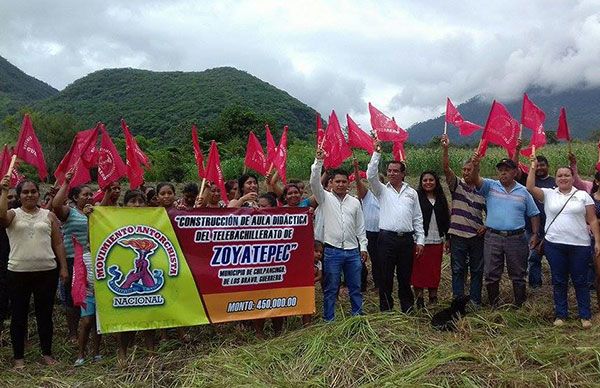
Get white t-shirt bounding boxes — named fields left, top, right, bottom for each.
left=541, top=187, right=594, bottom=246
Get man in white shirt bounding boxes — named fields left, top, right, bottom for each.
left=367, top=140, right=425, bottom=313
left=310, top=148, right=369, bottom=322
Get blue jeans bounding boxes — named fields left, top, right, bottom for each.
left=450, top=235, right=484, bottom=305
left=525, top=231, right=543, bottom=288
left=544, top=240, right=591, bottom=319
left=322, top=246, right=363, bottom=321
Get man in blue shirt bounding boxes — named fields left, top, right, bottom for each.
left=471, top=156, right=540, bottom=307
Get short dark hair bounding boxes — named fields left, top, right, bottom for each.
left=182, top=182, right=199, bottom=196
left=225, top=179, right=238, bottom=192
left=258, top=193, right=277, bottom=207
left=386, top=160, right=406, bottom=172
left=124, top=189, right=147, bottom=205
left=536, top=155, right=549, bottom=165
left=68, top=185, right=91, bottom=202
left=330, top=169, right=349, bottom=180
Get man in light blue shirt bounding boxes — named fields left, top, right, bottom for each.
left=471, top=156, right=540, bottom=307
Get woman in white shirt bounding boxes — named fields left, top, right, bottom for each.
left=526, top=158, right=600, bottom=329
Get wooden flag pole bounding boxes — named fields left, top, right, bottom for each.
left=532, top=145, right=536, bottom=158
left=443, top=122, right=447, bottom=136
left=5, top=155, right=17, bottom=178
left=518, top=124, right=523, bottom=140
left=568, top=140, right=572, bottom=154
left=199, top=178, right=207, bottom=196
left=476, top=138, right=483, bottom=155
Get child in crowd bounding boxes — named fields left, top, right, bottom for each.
left=74, top=248, right=102, bottom=366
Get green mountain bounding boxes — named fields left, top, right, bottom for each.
left=408, top=87, right=600, bottom=144
left=0, top=55, right=58, bottom=118
left=36, top=67, right=318, bottom=142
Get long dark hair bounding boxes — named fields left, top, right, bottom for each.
left=238, top=174, right=258, bottom=196
left=417, top=171, right=449, bottom=210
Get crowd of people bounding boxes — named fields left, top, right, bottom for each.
left=1, top=134, right=600, bottom=369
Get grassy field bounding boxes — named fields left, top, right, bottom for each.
left=2, top=259, right=600, bottom=387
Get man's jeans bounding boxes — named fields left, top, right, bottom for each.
left=525, top=231, right=543, bottom=288
left=450, top=235, right=484, bottom=305
left=323, top=246, right=363, bottom=321
left=544, top=240, right=592, bottom=319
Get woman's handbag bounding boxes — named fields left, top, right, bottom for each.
left=533, top=190, right=578, bottom=255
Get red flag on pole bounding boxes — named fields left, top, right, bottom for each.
left=368, top=102, right=408, bottom=142
left=316, top=113, right=325, bottom=146
left=0, top=145, right=23, bottom=186
left=347, top=114, right=374, bottom=154
left=322, top=110, right=352, bottom=169
left=71, top=235, right=88, bottom=308
left=445, top=98, right=483, bottom=136
left=272, top=126, right=288, bottom=184
left=556, top=107, right=571, bottom=141
left=14, top=114, right=47, bottom=181
left=481, top=101, right=520, bottom=156
left=205, top=141, right=229, bottom=204
left=123, top=120, right=145, bottom=190
left=244, top=131, right=267, bottom=176
left=54, top=126, right=99, bottom=187
left=121, top=120, right=150, bottom=168
left=393, top=141, right=406, bottom=162
left=191, top=125, right=206, bottom=179
left=520, top=94, right=547, bottom=157
left=97, top=124, right=127, bottom=190
left=477, top=138, right=489, bottom=157
left=265, top=124, right=277, bottom=161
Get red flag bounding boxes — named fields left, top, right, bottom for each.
left=481, top=101, right=520, bottom=156
left=265, top=124, right=277, bottom=161
left=446, top=98, right=483, bottom=136
left=205, top=141, right=229, bottom=204
left=347, top=114, right=374, bottom=154
left=0, top=145, right=23, bottom=187
left=121, top=120, right=150, bottom=168
left=477, top=138, right=489, bottom=157
left=71, top=236, right=88, bottom=309
left=322, top=110, right=352, bottom=169
left=97, top=124, right=127, bottom=190
left=54, top=126, right=99, bottom=187
left=123, top=120, right=145, bottom=190
left=520, top=94, right=547, bottom=157
left=556, top=107, right=570, bottom=141
left=273, top=126, right=288, bottom=184
left=316, top=113, right=325, bottom=146
left=393, top=141, right=406, bottom=162
left=191, top=125, right=206, bottom=179
left=519, top=162, right=530, bottom=175
left=14, top=114, right=47, bottom=180
left=349, top=170, right=367, bottom=183
left=368, top=102, right=408, bottom=142
left=244, top=131, right=267, bottom=176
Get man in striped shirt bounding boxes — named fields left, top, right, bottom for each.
left=442, top=135, right=486, bottom=306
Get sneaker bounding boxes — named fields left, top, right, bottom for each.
left=74, top=358, right=85, bottom=367
left=553, top=318, right=565, bottom=327
left=581, top=319, right=592, bottom=329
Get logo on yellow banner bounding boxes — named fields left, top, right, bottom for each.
left=96, top=224, right=179, bottom=308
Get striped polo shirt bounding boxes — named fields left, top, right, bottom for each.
left=447, top=178, right=486, bottom=238
left=62, top=206, right=90, bottom=256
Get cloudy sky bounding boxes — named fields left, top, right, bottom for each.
left=2, top=0, right=600, bottom=128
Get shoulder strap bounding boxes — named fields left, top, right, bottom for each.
left=544, top=190, right=578, bottom=235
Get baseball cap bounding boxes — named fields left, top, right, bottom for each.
left=495, top=158, right=517, bottom=169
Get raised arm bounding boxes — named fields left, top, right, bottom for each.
left=0, top=176, right=15, bottom=227
left=266, top=170, right=284, bottom=199
left=366, top=139, right=385, bottom=197
left=526, top=156, right=544, bottom=202
left=470, top=151, right=484, bottom=189
left=309, top=148, right=327, bottom=205
left=441, top=134, right=456, bottom=189
left=513, top=138, right=523, bottom=181
left=569, top=152, right=594, bottom=194
left=353, top=157, right=368, bottom=200
left=52, top=172, right=74, bottom=222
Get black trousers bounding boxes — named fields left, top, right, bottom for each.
left=377, top=231, right=415, bottom=313
left=7, top=268, right=58, bottom=359
left=366, top=231, right=381, bottom=288
left=0, top=229, right=9, bottom=324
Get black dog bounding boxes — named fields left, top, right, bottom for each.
left=431, top=295, right=470, bottom=331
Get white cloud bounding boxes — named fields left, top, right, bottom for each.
left=1, top=0, right=599, bottom=129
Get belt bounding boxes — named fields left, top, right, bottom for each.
left=380, top=229, right=415, bottom=238
left=488, top=228, right=524, bottom=237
